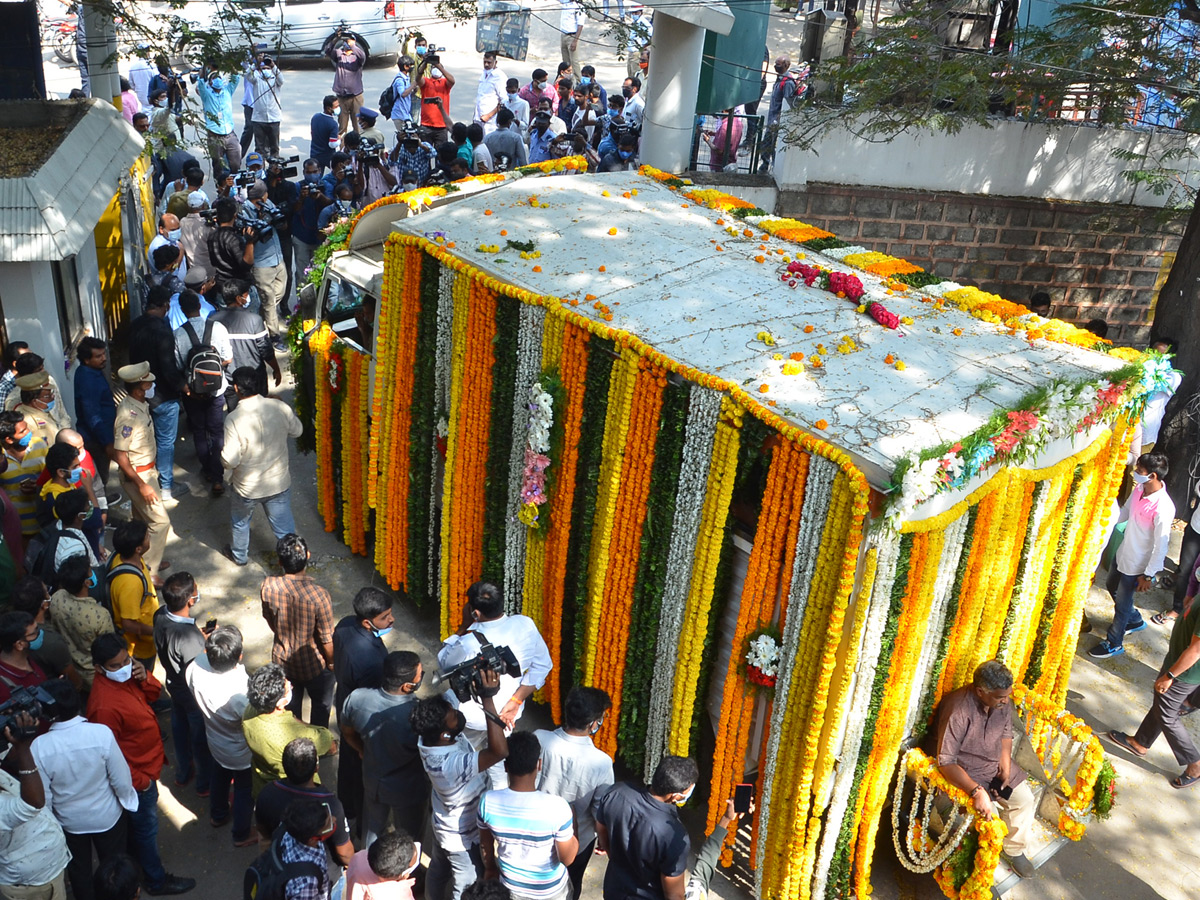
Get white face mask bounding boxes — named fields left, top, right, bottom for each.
left=144, top=383, right=156, bottom=400
left=1132, top=472, right=1150, bottom=485
left=430, top=68, right=443, bottom=79
left=402, top=842, right=422, bottom=877
left=675, top=785, right=695, bottom=807
left=105, top=662, right=134, bottom=683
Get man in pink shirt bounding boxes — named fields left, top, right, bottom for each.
left=1090, top=452, right=1176, bottom=659
left=345, top=831, right=420, bottom=900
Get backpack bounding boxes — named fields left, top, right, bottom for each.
left=24, top=524, right=88, bottom=591
left=379, top=79, right=399, bottom=119
left=183, top=319, right=225, bottom=395
left=244, top=835, right=326, bottom=900
left=97, top=554, right=152, bottom=622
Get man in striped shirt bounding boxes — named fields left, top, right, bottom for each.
left=0, top=411, right=49, bottom=541
left=478, top=732, right=578, bottom=900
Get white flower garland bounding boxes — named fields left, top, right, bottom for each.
left=820, top=244, right=869, bottom=260
left=502, top=304, right=546, bottom=612
left=753, top=455, right=838, bottom=891
left=430, top=266, right=454, bottom=594
left=891, top=748, right=973, bottom=873
left=642, top=386, right=723, bottom=782
left=516, top=382, right=554, bottom=528
left=922, top=280, right=964, bottom=298
left=810, top=529, right=903, bottom=900
left=902, top=511, right=969, bottom=738
left=997, top=479, right=1052, bottom=670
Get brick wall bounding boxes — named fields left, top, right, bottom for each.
left=776, top=183, right=1188, bottom=344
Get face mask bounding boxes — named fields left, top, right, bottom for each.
left=144, top=384, right=156, bottom=400
left=430, top=68, right=443, bottom=79
left=622, top=86, right=633, bottom=98
left=1132, top=472, right=1150, bottom=485
left=167, top=228, right=182, bottom=241
left=211, top=77, right=225, bottom=91
left=609, top=107, right=619, bottom=115
left=536, top=81, right=547, bottom=90
left=105, top=662, right=134, bottom=683
left=619, top=150, right=633, bottom=159
left=675, top=786, right=695, bottom=807
left=416, top=45, right=427, bottom=56
left=305, top=172, right=320, bottom=182
left=507, top=92, right=517, bottom=100
left=15, top=432, right=31, bottom=449
left=69, top=466, right=83, bottom=482
left=155, top=98, right=168, bottom=108
left=373, top=625, right=393, bottom=638
left=580, top=77, right=591, bottom=85
left=44, top=399, right=56, bottom=412
left=88, top=570, right=98, bottom=589
left=402, top=843, right=422, bottom=878
left=27, top=629, right=44, bottom=651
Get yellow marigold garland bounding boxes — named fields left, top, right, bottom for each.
left=339, top=349, right=370, bottom=554
left=842, top=251, right=924, bottom=277
left=438, top=272, right=471, bottom=637
left=309, top=322, right=337, bottom=529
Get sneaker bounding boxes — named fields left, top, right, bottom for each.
left=1003, top=853, right=1035, bottom=879
left=1126, top=619, right=1148, bottom=634
left=221, top=545, right=249, bottom=567
left=171, top=482, right=191, bottom=498
left=144, top=874, right=196, bottom=895
left=1087, top=640, right=1125, bottom=659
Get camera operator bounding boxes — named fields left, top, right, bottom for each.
left=411, top=668, right=508, bottom=900
left=206, top=198, right=255, bottom=294
left=344, top=133, right=396, bottom=207
left=436, top=582, right=550, bottom=790
left=246, top=51, right=285, bottom=159
left=0, top=612, right=48, bottom=706
left=243, top=181, right=288, bottom=344
left=326, top=30, right=367, bottom=136
left=265, top=159, right=300, bottom=320
left=148, top=56, right=188, bottom=133
left=292, top=160, right=332, bottom=280
left=195, top=66, right=243, bottom=177
left=418, top=53, right=454, bottom=146
left=0, top=710, right=71, bottom=899
left=392, top=125, right=436, bottom=189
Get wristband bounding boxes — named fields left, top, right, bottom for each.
left=1167, top=672, right=1178, bottom=679
left=17, top=767, right=38, bottom=776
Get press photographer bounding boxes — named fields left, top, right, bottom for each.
left=436, top=581, right=551, bottom=790
left=292, top=159, right=333, bottom=280
left=344, top=133, right=396, bottom=206
left=206, top=197, right=255, bottom=293
left=243, top=181, right=289, bottom=344
left=246, top=52, right=285, bottom=159
left=265, top=157, right=301, bottom=322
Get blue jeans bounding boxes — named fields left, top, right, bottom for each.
left=149, top=399, right=181, bottom=492
left=210, top=762, right=254, bottom=842
left=129, top=781, right=167, bottom=888
left=229, top=487, right=296, bottom=564
left=426, top=841, right=482, bottom=900
left=170, top=686, right=213, bottom=793
left=1106, top=570, right=1147, bottom=648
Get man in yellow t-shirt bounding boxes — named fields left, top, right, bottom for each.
left=109, top=519, right=159, bottom=671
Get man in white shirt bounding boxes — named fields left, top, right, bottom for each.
left=622, top=77, right=645, bottom=131
left=0, top=711, right=72, bottom=900
left=625, top=6, right=652, bottom=79
left=438, top=582, right=552, bottom=789
left=186, top=625, right=257, bottom=846
left=412, top=670, right=508, bottom=900
left=474, top=51, right=508, bottom=136
left=533, top=98, right=567, bottom=137
left=1090, top=452, right=1177, bottom=660
left=503, top=77, right=530, bottom=137
left=559, top=0, right=584, bottom=79
left=128, top=52, right=157, bottom=105
left=148, top=213, right=187, bottom=280
left=220, top=366, right=304, bottom=566
left=246, top=56, right=286, bottom=159
left=31, top=679, right=138, bottom=900
left=175, top=289, right=233, bottom=493
left=1141, top=337, right=1182, bottom=450
left=535, top=687, right=614, bottom=899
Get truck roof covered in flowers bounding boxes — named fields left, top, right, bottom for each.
left=386, top=170, right=1145, bottom=498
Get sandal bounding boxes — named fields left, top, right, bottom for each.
left=1171, top=772, right=1200, bottom=789
left=1102, top=731, right=1147, bottom=757
left=1151, top=612, right=1179, bottom=626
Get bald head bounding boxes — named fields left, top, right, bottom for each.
left=159, top=213, right=180, bottom=233
left=56, top=428, right=83, bottom=451
left=774, top=56, right=791, bottom=73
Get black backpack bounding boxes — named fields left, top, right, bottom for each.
left=97, top=554, right=152, bottom=622
left=244, top=835, right=326, bottom=900
left=24, top=525, right=89, bottom=591
left=379, top=79, right=399, bottom=119
left=183, top=319, right=225, bottom=395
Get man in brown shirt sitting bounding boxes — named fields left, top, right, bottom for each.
left=260, top=533, right=336, bottom=727
left=935, top=659, right=1037, bottom=878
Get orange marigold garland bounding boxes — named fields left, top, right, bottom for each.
left=309, top=322, right=337, bottom=529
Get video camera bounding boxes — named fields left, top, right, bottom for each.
left=238, top=205, right=287, bottom=243
left=430, top=636, right=520, bottom=705
left=0, top=684, right=58, bottom=750
left=267, top=154, right=300, bottom=180
left=233, top=169, right=260, bottom=188
left=357, top=139, right=384, bottom=165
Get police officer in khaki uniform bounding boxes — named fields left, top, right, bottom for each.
left=109, top=362, right=171, bottom=577
left=13, top=370, right=58, bottom=447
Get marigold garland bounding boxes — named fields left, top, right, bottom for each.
left=309, top=322, right=338, bottom=530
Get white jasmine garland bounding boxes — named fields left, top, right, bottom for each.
left=891, top=748, right=972, bottom=873
left=902, top=511, right=969, bottom=738
left=810, top=529, right=903, bottom=900
left=921, top=281, right=964, bottom=298
left=821, top=245, right=869, bottom=260
left=753, top=455, right=838, bottom=891
left=997, top=479, right=1052, bottom=669
left=430, top=266, right=454, bottom=594
left=643, top=386, right=723, bottom=782
left=502, top=305, right=546, bottom=611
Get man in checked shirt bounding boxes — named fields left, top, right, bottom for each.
left=261, top=533, right=337, bottom=727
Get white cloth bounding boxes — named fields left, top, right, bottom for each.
left=475, top=69, right=508, bottom=134
left=247, top=66, right=285, bottom=123
left=1115, top=483, right=1176, bottom=577
left=623, top=92, right=645, bottom=130
left=504, top=96, right=530, bottom=135
left=1142, top=369, right=1182, bottom=445
left=174, top=315, right=233, bottom=394
left=147, top=233, right=187, bottom=280
left=128, top=58, right=156, bottom=105
left=438, top=615, right=552, bottom=734
left=52, top=523, right=96, bottom=569
left=31, top=717, right=137, bottom=834
left=559, top=0, right=584, bottom=34
left=0, top=768, right=71, bottom=887
left=419, top=736, right=485, bottom=852
left=221, top=395, right=303, bottom=499
left=534, top=728, right=614, bottom=848
left=473, top=143, right=494, bottom=173
left=168, top=295, right=217, bottom=331
left=186, top=655, right=251, bottom=770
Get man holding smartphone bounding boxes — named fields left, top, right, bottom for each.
left=419, top=54, right=455, bottom=145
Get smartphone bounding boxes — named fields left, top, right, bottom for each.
left=734, top=783, right=754, bottom=814
left=204, top=618, right=218, bottom=634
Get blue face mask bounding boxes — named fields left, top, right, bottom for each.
left=16, top=431, right=32, bottom=449
left=580, top=77, right=591, bottom=85
left=45, top=399, right=56, bottom=412
left=69, top=466, right=83, bottom=482
left=88, top=571, right=99, bottom=589
left=305, top=172, right=320, bottom=182
left=211, top=77, right=225, bottom=91
left=27, top=628, right=44, bottom=651
left=374, top=626, right=393, bottom=639
left=415, top=46, right=427, bottom=56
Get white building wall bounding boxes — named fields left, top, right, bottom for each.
left=0, top=260, right=77, bottom=414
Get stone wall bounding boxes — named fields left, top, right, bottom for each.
left=776, top=183, right=1188, bottom=344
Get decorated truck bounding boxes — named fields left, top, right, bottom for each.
left=297, top=164, right=1167, bottom=899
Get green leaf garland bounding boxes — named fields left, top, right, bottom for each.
left=481, top=292, right=520, bottom=585
left=405, top=255, right=441, bottom=606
